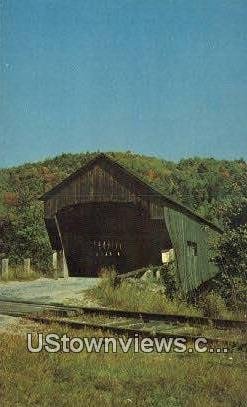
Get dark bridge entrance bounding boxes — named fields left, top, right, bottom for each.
left=56, top=202, right=169, bottom=276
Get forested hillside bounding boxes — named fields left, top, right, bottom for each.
left=0, top=151, right=246, bottom=304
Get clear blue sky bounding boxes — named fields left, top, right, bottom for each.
left=1, top=0, right=247, bottom=168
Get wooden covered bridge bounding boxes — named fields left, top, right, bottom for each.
left=40, top=154, right=223, bottom=293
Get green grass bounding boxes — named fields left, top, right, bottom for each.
left=85, top=272, right=201, bottom=316
left=84, top=272, right=245, bottom=320
left=0, top=265, right=40, bottom=282
left=0, top=323, right=246, bottom=407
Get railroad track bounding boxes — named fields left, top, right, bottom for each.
left=0, top=298, right=246, bottom=350
left=0, top=297, right=246, bottom=329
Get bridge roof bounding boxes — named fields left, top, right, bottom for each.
left=39, top=153, right=223, bottom=233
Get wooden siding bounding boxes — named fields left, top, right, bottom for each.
left=44, top=160, right=162, bottom=220
left=163, top=206, right=219, bottom=292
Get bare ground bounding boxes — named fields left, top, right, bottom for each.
left=0, top=277, right=99, bottom=331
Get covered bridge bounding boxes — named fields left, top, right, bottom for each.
left=40, top=153, right=223, bottom=293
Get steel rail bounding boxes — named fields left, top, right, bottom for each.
left=0, top=299, right=246, bottom=350
left=0, top=298, right=246, bottom=330
left=24, top=315, right=246, bottom=351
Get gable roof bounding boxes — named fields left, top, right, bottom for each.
left=39, top=153, right=223, bottom=233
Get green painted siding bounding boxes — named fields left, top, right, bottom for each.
left=163, top=207, right=220, bottom=292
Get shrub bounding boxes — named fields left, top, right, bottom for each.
left=154, top=262, right=180, bottom=299
left=210, top=273, right=247, bottom=315
left=198, top=291, right=228, bottom=319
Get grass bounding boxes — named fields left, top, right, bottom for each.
left=0, top=322, right=246, bottom=407
left=0, top=270, right=245, bottom=405
left=85, top=272, right=201, bottom=316
left=0, top=265, right=40, bottom=282
left=84, top=272, right=246, bottom=320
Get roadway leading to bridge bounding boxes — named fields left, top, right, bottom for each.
left=0, top=277, right=99, bottom=330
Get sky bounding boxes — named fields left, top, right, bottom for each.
left=1, top=0, right=247, bottom=168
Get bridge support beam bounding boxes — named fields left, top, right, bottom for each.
left=1, top=258, right=9, bottom=280
left=57, top=250, right=68, bottom=278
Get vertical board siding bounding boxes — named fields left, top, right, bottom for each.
left=163, top=207, right=219, bottom=292
left=44, top=163, right=155, bottom=219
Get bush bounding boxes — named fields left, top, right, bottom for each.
left=153, top=262, right=180, bottom=299
left=198, top=291, right=228, bottom=319
left=210, top=272, right=247, bottom=315
left=230, top=277, right=247, bottom=313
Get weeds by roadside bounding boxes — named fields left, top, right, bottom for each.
left=0, top=265, right=40, bottom=282
left=86, top=269, right=245, bottom=320
left=86, top=269, right=201, bottom=316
